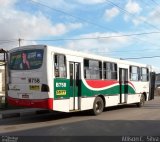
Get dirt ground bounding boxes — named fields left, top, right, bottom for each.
left=155, top=88, right=160, bottom=96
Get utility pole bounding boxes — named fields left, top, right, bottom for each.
left=18, top=38, right=21, bottom=47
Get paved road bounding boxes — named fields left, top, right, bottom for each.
left=0, top=96, right=160, bottom=136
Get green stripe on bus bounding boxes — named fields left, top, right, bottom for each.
left=81, top=84, right=135, bottom=97
left=54, top=79, right=136, bottom=99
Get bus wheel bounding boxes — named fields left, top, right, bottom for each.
left=136, top=94, right=145, bottom=107
left=92, top=97, right=104, bottom=115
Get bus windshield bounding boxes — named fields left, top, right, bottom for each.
left=10, top=49, right=44, bottom=70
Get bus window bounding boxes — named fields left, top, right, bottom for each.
left=84, top=59, right=102, bottom=79
left=10, top=49, right=43, bottom=70
left=103, top=62, right=117, bottom=80
left=141, top=68, right=149, bottom=81
left=70, top=63, right=73, bottom=86
left=130, top=66, right=140, bottom=81
left=54, top=54, right=66, bottom=78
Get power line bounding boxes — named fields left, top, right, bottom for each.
left=0, top=39, right=25, bottom=47
left=28, top=0, right=160, bottom=50
left=151, top=0, right=160, bottom=7
left=30, top=0, right=160, bottom=32
left=24, top=31, right=160, bottom=41
left=150, top=0, right=160, bottom=17
left=1, top=0, right=157, bottom=55
left=141, top=0, right=160, bottom=17
left=95, top=48, right=160, bottom=54
left=105, top=0, right=160, bottom=31
left=100, top=0, right=160, bottom=47
left=0, top=40, right=16, bottom=43
left=121, top=56, right=160, bottom=60
left=29, top=0, right=117, bottom=32
left=0, top=41, right=17, bottom=45
left=0, top=40, right=16, bottom=41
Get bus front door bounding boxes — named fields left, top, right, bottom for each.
left=69, top=62, right=81, bottom=111
left=119, top=68, right=128, bottom=103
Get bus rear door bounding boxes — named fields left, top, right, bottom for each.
left=69, top=62, right=81, bottom=111
left=119, top=68, right=128, bottom=103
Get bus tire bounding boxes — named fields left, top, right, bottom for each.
left=136, top=94, right=145, bottom=107
left=92, top=97, right=104, bottom=115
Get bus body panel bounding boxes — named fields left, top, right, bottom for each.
left=8, top=45, right=153, bottom=112
left=104, top=96, right=120, bottom=107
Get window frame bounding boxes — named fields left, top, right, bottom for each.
left=129, top=65, right=141, bottom=81
left=84, top=58, right=102, bottom=80
left=54, top=53, right=67, bottom=78
left=103, top=61, right=118, bottom=80
left=141, top=67, right=149, bottom=82
left=9, top=49, right=44, bottom=70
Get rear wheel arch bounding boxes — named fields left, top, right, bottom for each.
left=136, top=93, right=145, bottom=107
left=92, top=95, right=105, bottom=115
left=142, top=92, right=147, bottom=101
left=98, top=95, right=106, bottom=107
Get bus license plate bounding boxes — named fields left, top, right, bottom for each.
left=18, top=93, right=31, bottom=99
left=22, top=94, right=29, bottom=99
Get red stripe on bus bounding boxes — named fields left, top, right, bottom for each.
left=7, top=96, right=53, bottom=110
left=85, top=80, right=119, bottom=88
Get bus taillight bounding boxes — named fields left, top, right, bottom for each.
left=41, top=84, right=50, bottom=92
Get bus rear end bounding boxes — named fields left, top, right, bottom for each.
left=8, top=45, right=53, bottom=110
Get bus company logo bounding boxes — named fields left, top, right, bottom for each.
left=10, top=85, right=20, bottom=91
left=56, top=90, right=66, bottom=95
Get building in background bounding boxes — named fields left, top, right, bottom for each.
left=0, top=62, right=5, bottom=95
left=155, top=73, right=160, bottom=88
left=0, top=49, right=7, bottom=106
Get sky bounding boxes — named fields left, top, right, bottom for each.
left=1, top=0, right=160, bottom=72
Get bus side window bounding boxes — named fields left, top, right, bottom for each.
left=141, top=67, right=149, bottom=81
left=54, top=55, right=59, bottom=77
left=84, top=59, right=102, bottom=80
left=54, top=54, right=67, bottom=78
left=130, top=66, right=140, bottom=81
left=103, top=62, right=117, bottom=80
left=70, top=63, right=73, bottom=86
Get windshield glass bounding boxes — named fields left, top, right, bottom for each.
left=10, top=49, right=44, bottom=70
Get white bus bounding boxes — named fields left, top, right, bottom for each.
left=8, top=45, right=155, bottom=115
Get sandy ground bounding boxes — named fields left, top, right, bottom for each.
left=155, top=88, right=160, bottom=96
